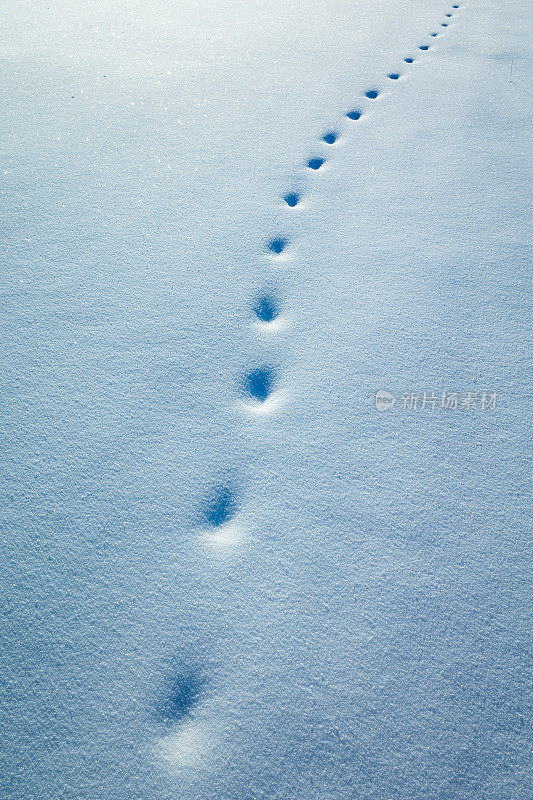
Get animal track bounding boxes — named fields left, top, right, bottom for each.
left=346, top=109, right=362, bottom=120
left=308, top=157, right=325, bottom=170
left=388, top=73, right=400, bottom=80
left=156, top=665, right=206, bottom=725
left=419, top=44, right=429, bottom=51
left=404, top=57, right=415, bottom=63
left=365, top=89, right=380, bottom=99
left=322, top=131, right=338, bottom=144
left=268, top=237, right=288, bottom=255
left=243, top=367, right=275, bottom=402
left=283, top=192, right=299, bottom=207
left=253, top=294, right=279, bottom=323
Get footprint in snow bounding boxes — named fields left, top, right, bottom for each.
left=283, top=192, right=299, bottom=207
left=268, top=237, right=288, bottom=255
left=156, top=665, right=206, bottom=726
left=242, top=367, right=275, bottom=402
left=203, top=484, right=237, bottom=528
left=253, top=294, right=279, bottom=323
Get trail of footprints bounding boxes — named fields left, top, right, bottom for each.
left=162, top=3, right=464, bottom=729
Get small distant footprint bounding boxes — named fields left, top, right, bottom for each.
left=307, top=157, right=325, bottom=170
left=268, top=237, right=288, bottom=255
left=203, top=484, right=237, bottom=527
left=419, top=44, right=430, bottom=51
left=253, top=294, right=279, bottom=323
left=364, top=89, right=380, bottom=99
left=283, top=192, right=299, bottom=207
left=388, top=73, right=400, bottom=80
left=346, top=109, right=362, bottom=120
left=404, top=57, right=415, bottom=63
left=322, top=131, right=338, bottom=144
left=156, top=665, right=206, bottom=726
left=243, top=367, right=275, bottom=402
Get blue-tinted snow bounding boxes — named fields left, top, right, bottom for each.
left=0, top=1, right=531, bottom=798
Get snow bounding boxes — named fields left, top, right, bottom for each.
left=0, top=1, right=531, bottom=798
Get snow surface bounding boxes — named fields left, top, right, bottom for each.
left=0, top=1, right=531, bottom=798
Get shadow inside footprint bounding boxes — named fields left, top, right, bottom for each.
left=307, top=157, right=325, bottom=170
left=156, top=665, right=206, bottom=726
left=346, top=109, right=362, bottom=120
left=419, top=45, right=429, bottom=50
left=388, top=73, right=400, bottom=80
left=268, top=237, right=287, bottom=255
left=404, top=57, right=415, bottom=63
left=322, top=131, right=338, bottom=144
left=365, top=89, right=379, bottom=99
left=283, top=192, right=299, bottom=207
left=441, top=22, right=448, bottom=26
left=203, top=484, right=236, bottom=527
left=253, top=295, right=279, bottom=323
left=243, top=367, right=274, bottom=402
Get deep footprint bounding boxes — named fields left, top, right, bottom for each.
left=243, top=367, right=275, bottom=402
left=322, top=131, right=338, bottom=144
left=268, top=237, right=288, bottom=255
left=283, top=192, right=299, bottom=207
left=404, top=57, right=415, bottom=63
left=346, top=109, right=362, bottom=120
left=419, top=45, right=429, bottom=50
left=253, top=294, right=279, bottom=323
left=308, top=157, right=325, bottom=170
left=203, top=484, right=237, bottom=527
left=156, top=666, right=206, bottom=725
left=388, top=73, right=400, bottom=80
left=365, top=89, right=379, bottom=99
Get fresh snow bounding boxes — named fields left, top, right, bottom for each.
left=0, top=1, right=531, bottom=799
